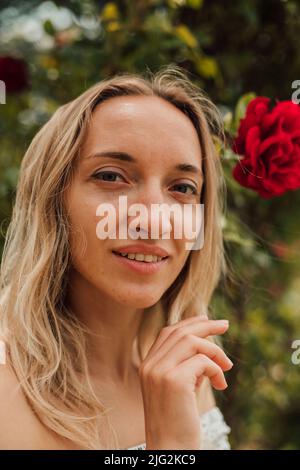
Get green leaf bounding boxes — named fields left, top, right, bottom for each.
left=223, top=111, right=233, bottom=132
left=43, top=19, right=56, bottom=37
left=174, top=24, right=198, bottom=48
left=186, top=0, right=204, bottom=9
left=195, top=55, right=219, bottom=78
left=101, top=2, right=119, bottom=21
left=233, top=92, right=256, bottom=133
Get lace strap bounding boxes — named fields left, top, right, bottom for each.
left=200, top=406, right=231, bottom=450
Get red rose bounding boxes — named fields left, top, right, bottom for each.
left=232, top=96, right=300, bottom=198
left=0, top=56, right=29, bottom=94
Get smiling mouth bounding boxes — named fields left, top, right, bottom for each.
left=112, top=251, right=169, bottom=263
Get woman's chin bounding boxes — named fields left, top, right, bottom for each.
left=114, top=288, right=162, bottom=309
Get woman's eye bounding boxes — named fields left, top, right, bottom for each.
left=92, top=171, right=125, bottom=183
left=171, top=183, right=198, bottom=195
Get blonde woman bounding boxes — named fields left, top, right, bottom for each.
left=0, top=65, right=233, bottom=450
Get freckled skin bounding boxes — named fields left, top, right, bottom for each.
left=0, top=95, right=216, bottom=451
left=64, top=95, right=203, bottom=309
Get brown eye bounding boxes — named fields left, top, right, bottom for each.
left=93, top=171, right=125, bottom=182
left=171, top=183, right=198, bottom=195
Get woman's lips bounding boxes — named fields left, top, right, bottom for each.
left=112, top=251, right=169, bottom=274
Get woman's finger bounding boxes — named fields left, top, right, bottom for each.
left=142, top=319, right=229, bottom=370
left=146, top=315, right=208, bottom=357
left=164, top=353, right=228, bottom=391
left=147, top=334, right=233, bottom=377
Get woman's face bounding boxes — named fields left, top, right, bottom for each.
left=64, top=95, right=203, bottom=308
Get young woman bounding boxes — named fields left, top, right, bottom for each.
left=0, top=66, right=233, bottom=450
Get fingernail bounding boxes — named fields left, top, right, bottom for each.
left=217, top=320, right=229, bottom=326
left=226, top=359, right=233, bottom=369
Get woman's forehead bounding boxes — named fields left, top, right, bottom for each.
left=83, top=95, right=202, bottom=159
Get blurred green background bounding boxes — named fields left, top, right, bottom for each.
left=0, top=0, right=300, bottom=450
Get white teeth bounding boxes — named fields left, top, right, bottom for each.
left=144, top=254, right=157, bottom=262
left=117, top=252, right=164, bottom=262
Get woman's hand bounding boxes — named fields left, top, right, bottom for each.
left=138, top=315, right=233, bottom=450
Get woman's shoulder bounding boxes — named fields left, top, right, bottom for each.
left=0, top=341, right=32, bottom=448
left=0, top=338, right=68, bottom=449
left=0, top=339, right=39, bottom=447
left=0, top=339, right=18, bottom=396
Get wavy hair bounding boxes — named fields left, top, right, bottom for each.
left=0, top=65, right=228, bottom=449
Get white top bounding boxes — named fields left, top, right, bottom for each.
left=125, top=405, right=231, bottom=450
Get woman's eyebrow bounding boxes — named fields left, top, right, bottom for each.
left=85, top=151, right=203, bottom=178
left=86, top=150, right=134, bottom=163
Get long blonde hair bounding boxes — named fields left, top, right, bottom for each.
left=0, top=65, right=227, bottom=449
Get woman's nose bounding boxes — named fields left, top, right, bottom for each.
left=127, top=183, right=172, bottom=240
